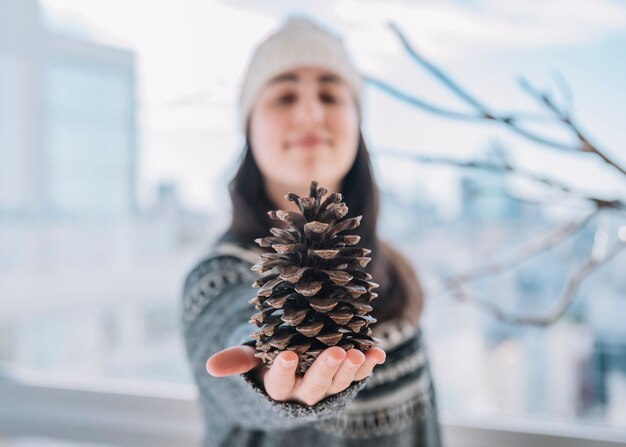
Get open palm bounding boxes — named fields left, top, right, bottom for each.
left=206, top=345, right=385, bottom=406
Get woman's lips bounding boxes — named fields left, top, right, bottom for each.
left=292, top=137, right=327, bottom=148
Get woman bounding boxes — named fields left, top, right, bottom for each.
left=181, top=16, right=442, bottom=447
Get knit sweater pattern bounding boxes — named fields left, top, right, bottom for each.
left=181, top=242, right=443, bottom=447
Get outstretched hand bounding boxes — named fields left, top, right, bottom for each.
left=206, top=345, right=386, bottom=406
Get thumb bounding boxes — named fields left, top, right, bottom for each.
left=206, top=345, right=260, bottom=377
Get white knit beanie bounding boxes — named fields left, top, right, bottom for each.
left=237, top=15, right=364, bottom=135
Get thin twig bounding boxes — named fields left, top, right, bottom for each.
left=367, top=75, right=578, bottom=151
left=382, top=20, right=626, bottom=177
left=375, top=149, right=626, bottom=210
left=363, top=76, right=482, bottom=121
left=445, top=210, right=599, bottom=288
left=550, top=71, right=574, bottom=119
left=383, top=22, right=580, bottom=151
left=451, top=240, right=626, bottom=326
left=386, top=21, right=488, bottom=111
left=519, top=78, right=626, bottom=177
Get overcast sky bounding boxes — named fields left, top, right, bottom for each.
left=41, top=0, right=626, bottom=217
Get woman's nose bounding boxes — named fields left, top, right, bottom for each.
left=293, top=97, right=324, bottom=127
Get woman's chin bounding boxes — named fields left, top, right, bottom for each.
left=282, top=172, right=322, bottom=187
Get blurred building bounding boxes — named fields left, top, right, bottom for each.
left=460, top=172, right=521, bottom=222
left=378, top=183, right=438, bottom=246
left=591, top=335, right=626, bottom=423
left=0, top=0, right=136, bottom=221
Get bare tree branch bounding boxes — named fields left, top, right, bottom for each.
left=451, top=240, right=626, bottom=326
left=550, top=71, right=574, bottom=118
left=365, top=76, right=576, bottom=150
left=376, top=148, right=626, bottom=211
left=374, top=21, right=626, bottom=177
left=371, top=21, right=626, bottom=325
left=444, top=210, right=599, bottom=288
left=519, top=77, right=626, bottom=177
left=364, top=76, right=485, bottom=122
left=386, top=21, right=491, bottom=112
left=376, top=22, right=580, bottom=151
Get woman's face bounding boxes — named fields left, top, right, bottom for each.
left=248, top=66, right=360, bottom=197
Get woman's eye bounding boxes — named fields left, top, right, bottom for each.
left=277, top=94, right=296, bottom=104
left=320, top=93, right=337, bottom=103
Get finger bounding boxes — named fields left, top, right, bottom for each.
left=353, top=348, right=386, bottom=381
left=206, top=345, right=259, bottom=377
left=295, top=347, right=346, bottom=406
left=327, top=348, right=365, bottom=395
left=263, top=350, right=299, bottom=401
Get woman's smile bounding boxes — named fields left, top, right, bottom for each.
left=250, top=66, right=359, bottom=209
left=290, top=134, right=330, bottom=149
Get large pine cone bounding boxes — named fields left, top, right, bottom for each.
left=248, top=180, right=380, bottom=375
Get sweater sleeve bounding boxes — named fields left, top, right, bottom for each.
left=181, top=254, right=371, bottom=431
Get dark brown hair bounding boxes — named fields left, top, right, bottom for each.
left=217, top=132, right=423, bottom=327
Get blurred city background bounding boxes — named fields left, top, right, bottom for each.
left=1, top=0, right=625, bottom=445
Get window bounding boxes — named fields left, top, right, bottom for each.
left=2, top=0, right=625, bottom=444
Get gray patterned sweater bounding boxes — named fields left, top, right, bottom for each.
left=181, top=242, right=442, bottom=447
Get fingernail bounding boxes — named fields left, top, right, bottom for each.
left=280, top=358, right=296, bottom=368
left=326, top=356, right=342, bottom=367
